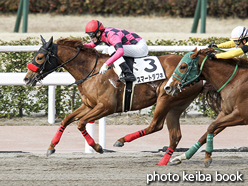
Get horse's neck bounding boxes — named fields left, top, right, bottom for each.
left=57, top=46, right=103, bottom=81
left=201, top=59, right=237, bottom=91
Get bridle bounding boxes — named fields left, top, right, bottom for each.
left=27, top=43, right=81, bottom=81
left=40, top=46, right=81, bottom=80
left=28, top=42, right=101, bottom=86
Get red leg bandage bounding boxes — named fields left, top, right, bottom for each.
left=157, top=147, right=174, bottom=166
left=51, top=125, right=65, bottom=146
left=124, top=129, right=146, bottom=142
left=81, top=129, right=96, bottom=146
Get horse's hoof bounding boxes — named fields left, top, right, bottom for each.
left=97, top=145, right=104, bottom=154
left=47, top=149, right=55, bottom=156
left=113, top=141, right=124, bottom=147
left=204, top=158, right=212, bottom=168
left=170, top=158, right=182, bottom=165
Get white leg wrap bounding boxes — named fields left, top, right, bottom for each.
left=170, top=153, right=187, bottom=163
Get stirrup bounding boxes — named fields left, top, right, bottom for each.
left=119, top=76, right=136, bottom=82
left=117, top=73, right=124, bottom=82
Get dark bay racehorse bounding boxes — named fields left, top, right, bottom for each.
left=24, top=36, right=206, bottom=165
left=165, top=48, right=248, bottom=167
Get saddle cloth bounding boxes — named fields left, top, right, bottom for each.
left=113, top=56, right=166, bottom=85
left=112, top=56, right=166, bottom=112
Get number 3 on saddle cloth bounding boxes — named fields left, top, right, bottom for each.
left=113, top=56, right=166, bottom=112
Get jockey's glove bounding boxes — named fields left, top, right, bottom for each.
left=208, top=44, right=218, bottom=48
left=99, top=63, right=109, bottom=74
left=208, top=53, right=216, bottom=60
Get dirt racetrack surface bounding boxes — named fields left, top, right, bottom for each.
left=0, top=115, right=248, bottom=185
left=0, top=152, right=247, bottom=186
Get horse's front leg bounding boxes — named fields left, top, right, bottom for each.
left=77, top=102, right=112, bottom=154
left=158, top=84, right=204, bottom=165
left=47, top=104, right=91, bottom=156
left=157, top=106, right=185, bottom=166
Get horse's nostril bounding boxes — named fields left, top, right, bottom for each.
left=23, top=77, right=29, bottom=82
left=164, top=86, right=171, bottom=91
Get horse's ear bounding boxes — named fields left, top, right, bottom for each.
left=190, top=50, right=200, bottom=59
left=46, top=36, right=53, bottom=48
left=192, top=47, right=197, bottom=52
left=40, top=35, right=46, bottom=45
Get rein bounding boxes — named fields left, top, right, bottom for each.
left=211, top=47, right=239, bottom=92
left=198, top=55, right=238, bottom=92
left=67, top=53, right=100, bottom=87
left=214, top=47, right=226, bottom=53
left=217, top=64, right=238, bottom=92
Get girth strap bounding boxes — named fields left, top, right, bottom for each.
left=123, top=82, right=135, bottom=112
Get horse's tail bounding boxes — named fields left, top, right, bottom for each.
left=200, top=81, right=222, bottom=115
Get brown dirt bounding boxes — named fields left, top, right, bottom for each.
left=1, top=14, right=248, bottom=42
left=0, top=152, right=247, bottom=186
left=1, top=14, right=247, bottom=33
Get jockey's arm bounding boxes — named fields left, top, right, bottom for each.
left=216, top=43, right=248, bottom=59
left=105, top=43, right=124, bottom=66
left=217, top=40, right=236, bottom=48
left=84, top=42, right=96, bottom=48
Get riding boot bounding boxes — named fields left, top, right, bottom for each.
left=117, top=62, right=136, bottom=82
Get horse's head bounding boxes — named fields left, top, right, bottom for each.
left=24, top=36, right=58, bottom=86
left=164, top=49, right=207, bottom=96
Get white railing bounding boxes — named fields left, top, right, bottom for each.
left=0, top=45, right=208, bottom=53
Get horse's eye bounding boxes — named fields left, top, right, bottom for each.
left=37, top=57, right=43, bottom=61
left=181, top=66, right=187, bottom=69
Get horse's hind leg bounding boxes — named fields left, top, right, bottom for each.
left=170, top=126, right=226, bottom=165
left=47, top=104, right=91, bottom=156
left=113, top=96, right=170, bottom=147
left=204, top=109, right=244, bottom=167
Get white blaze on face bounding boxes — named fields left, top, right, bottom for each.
left=164, top=76, right=174, bottom=91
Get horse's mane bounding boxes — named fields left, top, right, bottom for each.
left=56, top=38, right=103, bottom=57
left=191, top=48, right=248, bottom=68
left=201, top=81, right=222, bottom=116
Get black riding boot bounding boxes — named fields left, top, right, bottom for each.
left=118, top=62, right=136, bottom=82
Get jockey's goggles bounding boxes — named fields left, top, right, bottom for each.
left=87, top=32, right=97, bottom=39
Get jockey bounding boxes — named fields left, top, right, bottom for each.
left=208, top=26, right=248, bottom=60
left=84, top=20, right=149, bottom=82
